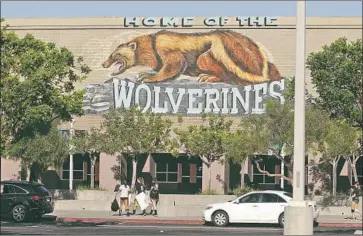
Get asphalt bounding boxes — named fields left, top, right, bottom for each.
left=0, top=221, right=361, bottom=235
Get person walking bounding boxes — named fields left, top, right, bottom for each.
left=132, top=177, right=147, bottom=216
left=149, top=180, right=160, bottom=217
left=118, top=180, right=130, bottom=216
left=350, top=181, right=362, bottom=220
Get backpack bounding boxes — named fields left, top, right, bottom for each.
left=150, top=187, right=159, bottom=199
left=111, top=198, right=119, bottom=212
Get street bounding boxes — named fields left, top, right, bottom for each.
left=0, top=220, right=360, bottom=235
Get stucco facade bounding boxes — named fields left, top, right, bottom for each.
left=1, top=16, right=362, bottom=193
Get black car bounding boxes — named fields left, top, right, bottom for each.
left=0, top=180, right=54, bottom=222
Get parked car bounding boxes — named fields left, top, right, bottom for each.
left=0, top=180, right=54, bottom=222
left=203, top=190, right=319, bottom=227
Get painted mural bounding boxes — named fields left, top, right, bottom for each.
left=83, top=17, right=287, bottom=116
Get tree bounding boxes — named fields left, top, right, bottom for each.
left=7, top=128, right=69, bottom=182
left=224, top=115, right=269, bottom=188
left=73, top=127, right=105, bottom=188
left=0, top=18, right=91, bottom=156
left=317, top=120, right=360, bottom=196
left=241, top=100, right=330, bottom=184
left=102, top=107, right=174, bottom=187
left=307, top=37, right=362, bottom=128
left=175, top=114, right=232, bottom=191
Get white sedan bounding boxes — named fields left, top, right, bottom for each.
left=203, top=190, right=319, bottom=227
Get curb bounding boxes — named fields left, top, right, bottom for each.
left=56, top=217, right=362, bottom=228
left=318, top=222, right=363, bottom=228
left=56, top=217, right=204, bottom=225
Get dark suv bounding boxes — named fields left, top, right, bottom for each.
left=0, top=181, right=54, bottom=222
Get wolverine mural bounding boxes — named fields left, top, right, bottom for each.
left=102, top=30, right=282, bottom=85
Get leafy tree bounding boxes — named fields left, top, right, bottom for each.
left=224, top=115, right=269, bottom=188
left=73, top=127, right=105, bottom=188
left=307, top=37, right=362, bottom=128
left=175, top=114, right=232, bottom=191
left=7, top=128, right=69, bottom=182
left=0, top=18, right=91, bottom=156
left=316, top=119, right=360, bottom=196
left=101, top=107, right=174, bottom=187
left=241, top=100, right=330, bottom=184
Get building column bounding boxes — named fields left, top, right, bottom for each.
left=202, top=156, right=230, bottom=194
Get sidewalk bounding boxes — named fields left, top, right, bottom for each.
left=52, top=210, right=363, bottom=228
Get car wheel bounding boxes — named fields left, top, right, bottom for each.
left=12, top=205, right=27, bottom=223
left=212, top=210, right=229, bottom=227
left=278, top=213, right=284, bottom=228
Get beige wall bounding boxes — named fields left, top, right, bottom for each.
left=3, top=16, right=361, bottom=131
left=2, top=17, right=361, bottom=192
left=1, top=158, right=21, bottom=181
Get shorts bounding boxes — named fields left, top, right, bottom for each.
left=351, top=201, right=359, bottom=210
left=120, top=197, right=129, bottom=210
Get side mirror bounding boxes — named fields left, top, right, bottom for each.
left=233, top=201, right=239, bottom=204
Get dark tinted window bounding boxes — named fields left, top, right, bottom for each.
left=2, top=184, right=14, bottom=194
left=34, top=185, right=49, bottom=194
left=12, top=185, right=27, bottom=194
left=240, top=193, right=260, bottom=203
left=262, top=193, right=279, bottom=203
left=278, top=196, right=287, bottom=203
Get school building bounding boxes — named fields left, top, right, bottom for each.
left=1, top=16, right=362, bottom=194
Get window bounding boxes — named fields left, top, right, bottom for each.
left=261, top=193, right=279, bottom=203
left=1, top=184, right=27, bottom=194
left=155, top=162, right=178, bottom=183
left=278, top=196, right=287, bottom=203
left=240, top=193, right=261, bottom=203
left=253, top=163, right=276, bottom=184
left=62, top=155, right=84, bottom=180
left=33, top=185, right=49, bottom=194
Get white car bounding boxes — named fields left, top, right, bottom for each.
left=203, top=190, right=319, bottom=227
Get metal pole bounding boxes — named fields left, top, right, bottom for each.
left=280, top=158, right=285, bottom=190
left=69, top=118, right=75, bottom=190
left=292, top=0, right=306, bottom=202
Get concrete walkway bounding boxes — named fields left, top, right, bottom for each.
left=52, top=210, right=363, bottom=228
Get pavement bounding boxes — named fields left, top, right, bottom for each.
left=52, top=210, right=363, bottom=228
left=1, top=221, right=362, bottom=235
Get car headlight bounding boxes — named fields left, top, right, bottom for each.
left=204, top=205, right=213, bottom=210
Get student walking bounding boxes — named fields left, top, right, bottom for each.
left=149, top=181, right=160, bottom=217
left=132, top=178, right=147, bottom=216
left=350, top=181, right=362, bottom=220
left=118, top=180, right=130, bottom=216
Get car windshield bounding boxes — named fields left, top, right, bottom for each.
left=33, top=185, right=49, bottom=194
left=283, top=192, right=293, bottom=198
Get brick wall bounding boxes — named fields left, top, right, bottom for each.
left=4, top=17, right=362, bottom=131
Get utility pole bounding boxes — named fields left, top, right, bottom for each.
left=284, top=1, right=314, bottom=235
left=69, top=118, right=76, bottom=190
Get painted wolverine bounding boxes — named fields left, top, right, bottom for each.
left=102, top=30, right=282, bottom=85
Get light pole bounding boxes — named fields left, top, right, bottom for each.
left=284, top=1, right=314, bottom=235
left=69, top=118, right=76, bottom=190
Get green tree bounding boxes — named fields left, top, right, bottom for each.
left=307, top=37, right=362, bottom=128
left=0, top=18, right=91, bottom=156
left=101, top=107, right=174, bottom=187
left=175, top=114, right=232, bottom=191
left=241, top=100, right=330, bottom=184
left=317, top=119, right=360, bottom=196
left=8, top=128, right=69, bottom=182
left=224, top=115, right=269, bottom=188
left=73, top=127, right=105, bottom=188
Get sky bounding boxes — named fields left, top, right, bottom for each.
left=1, top=1, right=362, bottom=18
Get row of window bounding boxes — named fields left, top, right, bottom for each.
left=239, top=192, right=291, bottom=204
